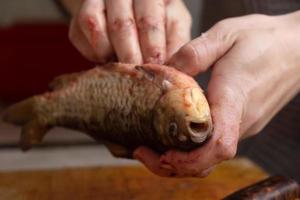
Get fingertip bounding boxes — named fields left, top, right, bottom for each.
left=167, top=45, right=200, bottom=76
left=134, top=0, right=166, bottom=64
left=133, top=146, right=174, bottom=177
left=121, top=53, right=143, bottom=65
left=132, top=146, right=147, bottom=159
left=199, top=167, right=214, bottom=178
left=144, top=50, right=165, bottom=65
left=160, top=163, right=174, bottom=170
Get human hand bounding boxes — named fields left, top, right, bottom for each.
left=134, top=12, right=300, bottom=177
left=67, top=0, right=191, bottom=64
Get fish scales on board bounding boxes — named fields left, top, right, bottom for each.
left=3, top=63, right=213, bottom=158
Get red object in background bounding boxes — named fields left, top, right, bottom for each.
left=0, top=23, right=92, bottom=102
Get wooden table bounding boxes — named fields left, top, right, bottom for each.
left=0, top=158, right=267, bottom=200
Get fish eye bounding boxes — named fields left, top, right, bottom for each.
left=168, top=122, right=178, bottom=137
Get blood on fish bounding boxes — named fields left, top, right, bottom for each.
left=183, top=91, right=192, bottom=107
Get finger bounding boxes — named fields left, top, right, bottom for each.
left=78, top=0, right=113, bottom=63
left=199, top=166, right=214, bottom=177
left=69, top=18, right=99, bottom=62
left=175, top=166, right=214, bottom=178
left=168, top=20, right=238, bottom=76
left=165, top=0, right=192, bottom=60
left=105, top=0, right=143, bottom=64
left=134, top=0, right=166, bottom=64
left=160, top=77, right=243, bottom=173
left=133, top=146, right=175, bottom=177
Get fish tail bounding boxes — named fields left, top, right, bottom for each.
left=2, top=98, right=35, bottom=125
left=2, top=97, right=49, bottom=151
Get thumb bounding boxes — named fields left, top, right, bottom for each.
left=168, top=22, right=237, bottom=76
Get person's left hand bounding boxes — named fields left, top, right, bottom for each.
left=133, top=12, right=300, bottom=177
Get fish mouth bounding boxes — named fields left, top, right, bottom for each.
left=187, top=120, right=212, bottom=143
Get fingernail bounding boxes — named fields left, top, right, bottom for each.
left=133, top=151, right=143, bottom=162
left=160, top=164, right=173, bottom=170
left=160, top=159, right=174, bottom=170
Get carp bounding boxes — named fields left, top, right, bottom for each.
left=3, top=63, right=213, bottom=158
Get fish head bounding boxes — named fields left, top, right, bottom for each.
left=153, top=87, right=213, bottom=150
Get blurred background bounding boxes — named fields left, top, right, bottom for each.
left=0, top=0, right=299, bottom=184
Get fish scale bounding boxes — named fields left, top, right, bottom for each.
left=47, top=71, right=161, bottom=145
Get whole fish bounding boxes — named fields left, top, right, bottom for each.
left=3, top=63, right=213, bottom=158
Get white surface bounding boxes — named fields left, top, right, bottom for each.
left=0, top=122, right=94, bottom=145
left=0, top=113, right=137, bottom=172
left=0, top=145, right=139, bottom=172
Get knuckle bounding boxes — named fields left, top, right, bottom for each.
left=78, top=12, right=103, bottom=37
left=245, top=122, right=265, bottom=138
left=109, top=17, right=135, bottom=32
left=78, top=11, right=95, bottom=27
left=213, top=19, right=233, bottom=32
left=215, top=139, right=237, bottom=160
left=244, top=111, right=262, bottom=132
left=137, top=16, right=163, bottom=31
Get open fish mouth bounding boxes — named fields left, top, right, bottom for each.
left=187, top=120, right=212, bottom=143
left=170, top=120, right=213, bottom=151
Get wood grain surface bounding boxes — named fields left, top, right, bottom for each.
left=0, top=158, right=267, bottom=200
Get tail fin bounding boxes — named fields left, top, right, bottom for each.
left=2, top=97, right=49, bottom=151
left=20, top=120, right=49, bottom=151
left=2, top=98, right=36, bottom=125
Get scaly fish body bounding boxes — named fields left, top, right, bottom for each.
left=3, top=63, right=213, bottom=158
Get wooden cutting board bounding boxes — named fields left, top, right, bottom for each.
left=0, top=158, right=267, bottom=200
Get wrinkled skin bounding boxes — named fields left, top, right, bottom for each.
left=3, top=63, right=212, bottom=158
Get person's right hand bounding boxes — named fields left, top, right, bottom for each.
left=133, top=12, right=300, bottom=177
left=68, top=0, right=192, bottom=64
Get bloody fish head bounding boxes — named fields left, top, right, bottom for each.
left=153, top=87, right=213, bottom=151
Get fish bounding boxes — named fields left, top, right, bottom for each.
left=2, top=63, right=213, bottom=158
